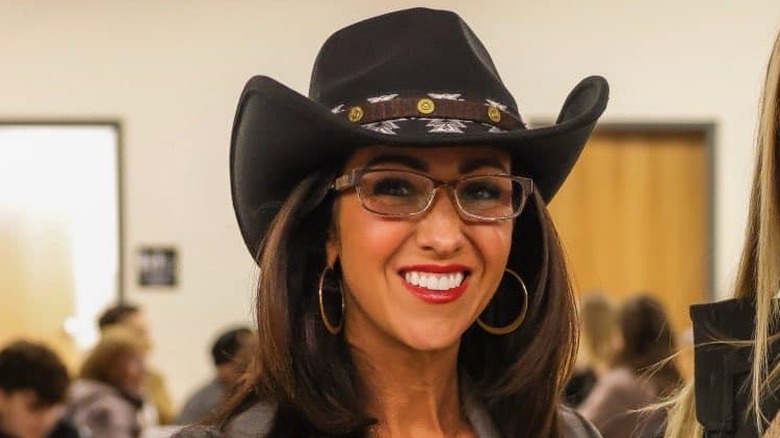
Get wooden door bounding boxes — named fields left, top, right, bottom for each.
left=548, top=128, right=710, bottom=371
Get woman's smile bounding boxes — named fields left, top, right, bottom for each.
left=399, top=264, right=470, bottom=304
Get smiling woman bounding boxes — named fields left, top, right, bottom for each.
left=327, top=146, right=516, bottom=353
left=175, top=7, right=608, bottom=438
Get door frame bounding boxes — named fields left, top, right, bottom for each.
left=0, top=119, right=125, bottom=301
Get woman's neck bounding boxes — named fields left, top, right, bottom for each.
left=348, top=332, right=472, bottom=437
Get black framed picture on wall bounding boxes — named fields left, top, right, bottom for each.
left=137, top=246, right=177, bottom=287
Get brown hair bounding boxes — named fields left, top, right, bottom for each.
left=0, top=340, right=70, bottom=406
left=97, top=304, right=140, bottom=331
left=213, top=166, right=579, bottom=438
left=616, top=294, right=682, bottom=397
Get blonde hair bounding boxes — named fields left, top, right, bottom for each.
left=80, top=326, right=147, bottom=388
left=664, top=29, right=780, bottom=438
left=577, top=292, right=617, bottom=370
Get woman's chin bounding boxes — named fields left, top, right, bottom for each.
left=396, top=320, right=469, bottom=352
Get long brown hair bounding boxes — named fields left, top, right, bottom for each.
left=213, top=163, right=579, bottom=438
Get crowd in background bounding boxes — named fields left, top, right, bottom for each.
left=0, top=303, right=254, bottom=438
left=565, top=293, right=683, bottom=438
left=0, top=293, right=683, bottom=438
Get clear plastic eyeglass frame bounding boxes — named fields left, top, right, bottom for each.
left=332, top=167, right=534, bottom=222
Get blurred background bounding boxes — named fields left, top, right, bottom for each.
left=1, top=0, right=778, bottom=412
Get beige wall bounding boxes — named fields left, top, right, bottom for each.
left=1, top=0, right=779, bottom=406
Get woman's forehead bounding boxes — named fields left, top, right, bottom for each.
left=343, top=144, right=511, bottom=170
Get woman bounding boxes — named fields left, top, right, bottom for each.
left=177, top=327, right=254, bottom=424
left=563, top=292, right=618, bottom=408
left=579, top=295, right=682, bottom=438
left=179, top=7, right=609, bottom=438
left=67, top=327, right=149, bottom=438
left=97, top=303, right=175, bottom=426
left=663, top=28, right=780, bottom=438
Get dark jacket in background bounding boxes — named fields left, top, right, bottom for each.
left=563, top=368, right=598, bottom=408
left=48, top=419, right=82, bottom=438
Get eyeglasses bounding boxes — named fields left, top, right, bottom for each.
left=332, top=168, right=534, bottom=221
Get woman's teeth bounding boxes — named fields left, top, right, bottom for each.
left=403, top=271, right=465, bottom=291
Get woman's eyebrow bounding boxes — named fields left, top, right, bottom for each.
left=364, top=154, right=428, bottom=171
left=459, top=157, right=509, bottom=174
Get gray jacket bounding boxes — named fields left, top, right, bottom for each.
left=173, top=400, right=602, bottom=438
left=177, top=378, right=225, bottom=425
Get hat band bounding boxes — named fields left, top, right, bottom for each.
left=335, top=96, right=525, bottom=131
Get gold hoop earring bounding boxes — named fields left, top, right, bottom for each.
left=477, top=268, right=528, bottom=335
left=318, top=266, right=344, bottom=335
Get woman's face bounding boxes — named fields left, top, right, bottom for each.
left=326, top=145, right=514, bottom=352
left=118, top=351, right=146, bottom=395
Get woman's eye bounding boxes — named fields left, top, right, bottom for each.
left=370, top=177, right=417, bottom=197
left=460, top=181, right=503, bottom=201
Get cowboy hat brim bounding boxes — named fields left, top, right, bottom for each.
left=231, top=75, right=609, bottom=257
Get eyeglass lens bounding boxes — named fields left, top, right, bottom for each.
left=356, top=170, right=525, bottom=219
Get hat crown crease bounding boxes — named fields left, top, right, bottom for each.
left=308, top=8, right=519, bottom=117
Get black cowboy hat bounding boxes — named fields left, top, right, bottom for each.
left=231, top=7, right=609, bottom=257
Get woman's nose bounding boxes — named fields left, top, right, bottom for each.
left=414, top=190, right=466, bottom=256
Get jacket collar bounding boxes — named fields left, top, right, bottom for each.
left=690, top=297, right=780, bottom=438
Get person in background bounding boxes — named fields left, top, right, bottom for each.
left=563, top=292, right=618, bottom=408
left=97, top=304, right=174, bottom=425
left=176, top=327, right=253, bottom=425
left=579, top=294, right=682, bottom=438
left=176, top=7, right=609, bottom=438
left=66, top=326, right=149, bottom=438
left=663, top=26, right=780, bottom=438
left=0, top=340, right=79, bottom=438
